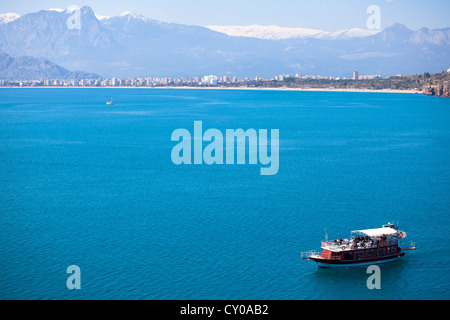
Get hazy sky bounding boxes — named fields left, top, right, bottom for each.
left=1, top=0, right=449, bottom=31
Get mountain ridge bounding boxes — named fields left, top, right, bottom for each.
left=0, top=6, right=448, bottom=78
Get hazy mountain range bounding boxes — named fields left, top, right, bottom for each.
left=0, top=6, right=449, bottom=79
left=0, top=52, right=99, bottom=80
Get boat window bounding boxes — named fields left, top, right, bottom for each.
left=377, top=248, right=385, bottom=257
left=387, top=246, right=396, bottom=255
left=354, top=251, right=364, bottom=260
left=343, top=252, right=353, bottom=260
left=366, top=249, right=375, bottom=258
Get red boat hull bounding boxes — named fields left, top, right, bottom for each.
left=309, top=252, right=405, bottom=268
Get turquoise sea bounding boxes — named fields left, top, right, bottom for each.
left=0, top=88, right=449, bottom=300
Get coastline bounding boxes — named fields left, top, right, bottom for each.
left=0, top=86, right=420, bottom=94
left=155, top=87, right=420, bottom=94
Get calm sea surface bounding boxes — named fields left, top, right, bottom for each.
left=0, top=88, right=449, bottom=300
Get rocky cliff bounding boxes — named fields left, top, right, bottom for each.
left=422, top=71, right=450, bottom=97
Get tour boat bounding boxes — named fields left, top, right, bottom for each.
left=301, top=223, right=415, bottom=268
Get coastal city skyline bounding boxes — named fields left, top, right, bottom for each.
left=0, top=71, right=386, bottom=87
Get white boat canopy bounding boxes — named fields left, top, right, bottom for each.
left=351, top=227, right=398, bottom=237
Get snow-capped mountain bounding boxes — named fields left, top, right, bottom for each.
left=116, top=11, right=149, bottom=20
left=206, top=25, right=381, bottom=40
left=101, top=11, right=162, bottom=30
left=0, top=13, right=20, bottom=24
left=206, top=25, right=327, bottom=40
left=324, top=28, right=382, bottom=39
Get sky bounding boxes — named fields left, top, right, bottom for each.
left=0, top=0, right=449, bottom=31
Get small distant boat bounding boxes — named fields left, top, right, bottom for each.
left=301, top=222, right=416, bottom=268
left=106, top=98, right=114, bottom=105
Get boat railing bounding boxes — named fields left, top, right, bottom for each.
left=322, top=239, right=398, bottom=250
left=322, top=241, right=348, bottom=249
left=300, top=251, right=321, bottom=259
